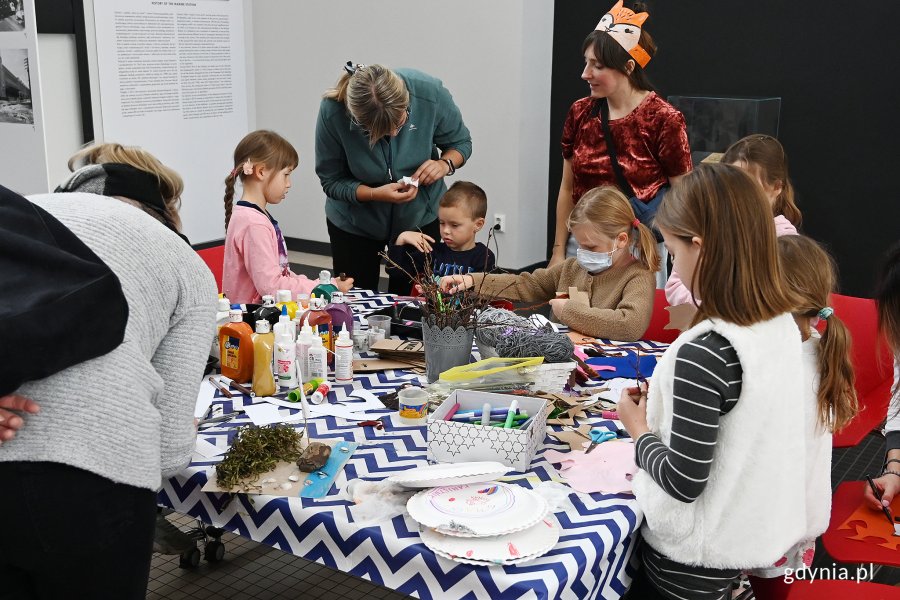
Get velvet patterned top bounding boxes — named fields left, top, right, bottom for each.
left=561, top=92, right=692, bottom=203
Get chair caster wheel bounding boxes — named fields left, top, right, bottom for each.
left=179, top=546, right=201, bottom=568
left=205, top=541, right=225, bottom=562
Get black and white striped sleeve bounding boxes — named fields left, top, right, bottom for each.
left=635, top=331, right=742, bottom=503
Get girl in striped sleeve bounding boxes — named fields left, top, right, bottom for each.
left=618, top=164, right=808, bottom=600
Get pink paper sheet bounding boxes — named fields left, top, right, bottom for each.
left=544, top=441, right=637, bottom=494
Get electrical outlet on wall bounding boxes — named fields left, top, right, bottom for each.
left=492, top=214, right=506, bottom=233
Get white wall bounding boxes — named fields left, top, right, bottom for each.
left=253, top=0, right=554, bottom=268
left=37, top=34, right=83, bottom=189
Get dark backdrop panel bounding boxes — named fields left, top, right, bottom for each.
left=549, top=0, right=900, bottom=297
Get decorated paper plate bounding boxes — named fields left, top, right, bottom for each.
left=423, top=515, right=560, bottom=566
left=407, top=482, right=548, bottom=537
left=388, top=462, right=510, bottom=489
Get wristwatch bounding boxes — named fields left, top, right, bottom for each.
left=443, top=158, right=456, bottom=176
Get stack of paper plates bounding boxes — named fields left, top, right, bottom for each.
left=407, top=482, right=559, bottom=565
left=387, top=462, right=509, bottom=489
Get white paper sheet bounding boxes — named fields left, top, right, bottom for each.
left=243, top=404, right=305, bottom=427
left=194, top=379, right=216, bottom=418
left=194, top=437, right=228, bottom=459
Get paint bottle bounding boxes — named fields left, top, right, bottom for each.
left=275, top=326, right=298, bottom=389
left=252, top=295, right=281, bottom=328
left=307, top=335, right=328, bottom=381
left=334, top=328, right=354, bottom=383
left=219, top=309, right=254, bottom=383
left=309, top=380, right=332, bottom=405
left=212, top=296, right=232, bottom=360
left=302, top=377, right=323, bottom=396
left=295, top=324, right=313, bottom=381
left=325, top=291, right=354, bottom=334
left=275, top=289, right=298, bottom=320
left=311, top=270, right=338, bottom=303
left=251, top=320, right=276, bottom=397
left=301, top=297, right=334, bottom=364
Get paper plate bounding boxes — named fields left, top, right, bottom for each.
left=407, top=482, right=548, bottom=537
left=388, top=462, right=510, bottom=489
left=423, top=515, right=560, bottom=566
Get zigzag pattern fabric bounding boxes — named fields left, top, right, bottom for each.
left=159, top=291, right=669, bottom=599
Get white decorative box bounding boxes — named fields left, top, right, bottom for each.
left=427, top=391, right=549, bottom=472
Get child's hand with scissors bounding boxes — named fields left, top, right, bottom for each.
left=616, top=381, right=649, bottom=439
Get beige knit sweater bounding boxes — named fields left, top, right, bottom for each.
left=473, top=257, right=655, bottom=341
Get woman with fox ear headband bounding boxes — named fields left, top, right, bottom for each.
left=549, top=1, right=691, bottom=286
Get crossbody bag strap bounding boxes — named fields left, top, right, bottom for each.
left=591, top=98, right=636, bottom=199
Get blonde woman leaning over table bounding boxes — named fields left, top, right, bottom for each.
left=440, top=186, right=657, bottom=341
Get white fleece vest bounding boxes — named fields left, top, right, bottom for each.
left=801, top=334, right=833, bottom=541
left=633, top=314, right=808, bottom=569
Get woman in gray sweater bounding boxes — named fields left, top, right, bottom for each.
left=0, top=144, right=216, bottom=599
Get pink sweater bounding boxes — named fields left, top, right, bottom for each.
left=664, top=215, right=798, bottom=306
left=223, top=205, right=317, bottom=304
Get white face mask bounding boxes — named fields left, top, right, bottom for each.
left=576, top=244, right=620, bottom=275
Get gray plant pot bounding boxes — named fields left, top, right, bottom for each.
left=421, top=317, right=475, bottom=383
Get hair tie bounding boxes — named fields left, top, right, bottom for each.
left=242, top=160, right=254, bottom=176
left=343, top=61, right=367, bottom=75
left=227, top=166, right=239, bottom=179
left=817, top=307, right=834, bottom=320
left=632, top=218, right=640, bottom=228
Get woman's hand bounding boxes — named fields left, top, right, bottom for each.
left=616, top=384, right=649, bottom=439
left=439, top=274, right=474, bottom=294
left=864, top=473, right=900, bottom=511
left=397, top=231, right=435, bottom=253
left=0, top=395, right=41, bottom=444
left=412, top=159, right=450, bottom=187
left=371, top=182, right=418, bottom=204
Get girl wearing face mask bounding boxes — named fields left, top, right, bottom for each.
left=440, top=186, right=659, bottom=341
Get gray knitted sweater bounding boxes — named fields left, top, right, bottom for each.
left=1, top=193, right=216, bottom=491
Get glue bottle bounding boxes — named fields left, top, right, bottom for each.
left=301, top=297, right=334, bottom=364
left=275, top=289, right=298, bottom=320
left=212, top=296, right=231, bottom=360
left=295, top=324, right=313, bottom=381
left=311, top=270, right=338, bottom=302
left=275, top=326, right=298, bottom=389
left=219, top=309, right=254, bottom=383
left=334, top=328, right=354, bottom=383
left=325, top=291, right=354, bottom=334
left=251, top=320, right=276, bottom=396
left=307, top=335, right=328, bottom=380
left=252, top=295, right=281, bottom=328
left=275, top=304, right=296, bottom=342
left=309, top=380, right=332, bottom=405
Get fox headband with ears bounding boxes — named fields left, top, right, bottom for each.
left=595, top=1, right=651, bottom=68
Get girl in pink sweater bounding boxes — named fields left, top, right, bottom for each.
left=222, top=130, right=354, bottom=303
left=665, top=135, right=801, bottom=306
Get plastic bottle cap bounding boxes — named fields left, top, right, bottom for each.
left=229, top=309, right=243, bottom=322
left=310, top=336, right=323, bottom=347
left=338, top=329, right=350, bottom=341
left=262, top=295, right=275, bottom=307
left=217, top=298, right=231, bottom=312
left=319, top=270, right=331, bottom=282
left=280, top=305, right=289, bottom=318
left=255, top=320, right=271, bottom=333
left=301, top=323, right=313, bottom=335
left=276, top=290, right=292, bottom=303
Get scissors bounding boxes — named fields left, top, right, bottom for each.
left=585, top=428, right=617, bottom=454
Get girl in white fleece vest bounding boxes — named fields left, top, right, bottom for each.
left=618, top=164, right=810, bottom=600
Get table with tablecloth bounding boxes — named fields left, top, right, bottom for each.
left=158, top=290, right=670, bottom=600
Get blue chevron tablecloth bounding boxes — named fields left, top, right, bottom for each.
left=159, top=290, right=670, bottom=599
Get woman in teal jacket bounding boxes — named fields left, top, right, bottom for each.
left=315, top=62, right=472, bottom=293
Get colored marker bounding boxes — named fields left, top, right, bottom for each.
left=504, top=400, right=519, bottom=429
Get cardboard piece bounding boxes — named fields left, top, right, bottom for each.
left=353, top=358, right=425, bottom=372
left=427, top=391, right=550, bottom=472
left=547, top=424, right=593, bottom=452
left=371, top=339, right=425, bottom=356
left=665, top=303, right=697, bottom=332
left=567, top=286, right=590, bottom=306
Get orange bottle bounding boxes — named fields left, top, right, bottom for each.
left=251, top=320, right=276, bottom=397
left=219, top=309, right=254, bottom=383
left=300, top=296, right=334, bottom=364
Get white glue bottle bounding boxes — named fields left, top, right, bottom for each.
left=334, top=328, right=354, bottom=383
left=296, top=323, right=313, bottom=381
left=212, top=296, right=231, bottom=359
left=275, top=328, right=297, bottom=389
left=307, top=335, right=328, bottom=380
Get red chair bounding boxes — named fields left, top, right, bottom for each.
left=830, top=293, right=894, bottom=447
left=196, top=245, right=225, bottom=293
left=642, top=288, right=680, bottom=344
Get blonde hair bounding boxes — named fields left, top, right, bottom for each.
left=567, top=186, right=660, bottom=272
left=224, top=130, right=299, bottom=230
left=655, top=163, right=797, bottom=326
left=723, top=135, right=802, bottom=228
left=778, top=235, right=858, bottom=432
left=324, top=64, right=409, bottom=145
left=68, top=142, right=184, bottom=232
